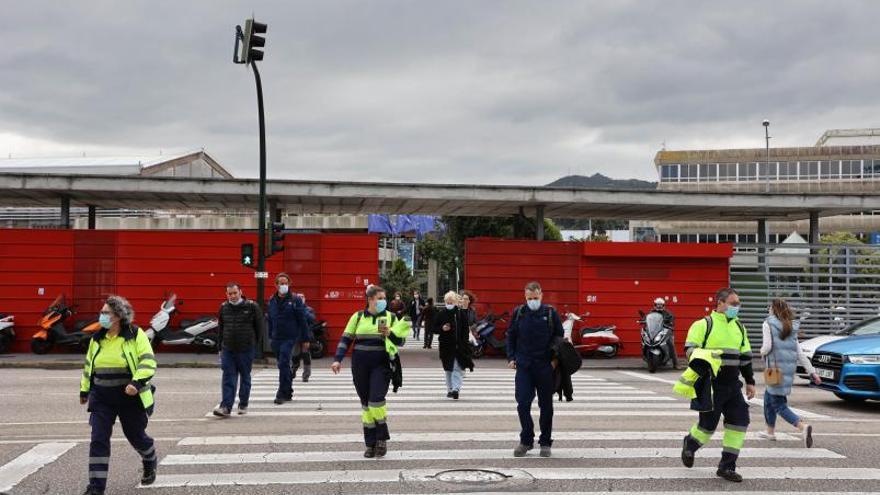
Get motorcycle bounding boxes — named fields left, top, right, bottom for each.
left=308, top=319, right=328, bottom=359
left=31, top=295, right=98, bottom=354
left=0, top=313, right=15, bottom=354
left=471, top=311, right=509, bottom=359
left=574, top=312, right=621, bottom=358
left=145, top=293, right=220, bottom=351
left=638, top=310, right=674, bottom=373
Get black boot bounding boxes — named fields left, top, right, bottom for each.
left=364, top=446, right=376, bottom=458
left=681, top=436, right=695, bottom=468
left=141, top=462, right=157, bottom=486
left=82, top=487, right=103, bottom=495
left=375, top=440, right=387, bottom=457
left=716, top=469, right=743, bottom=482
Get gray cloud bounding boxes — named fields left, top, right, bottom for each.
left=1, top=1, right=879, bottom=184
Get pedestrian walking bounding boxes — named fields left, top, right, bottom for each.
left=759, top=298, right=821, bottom=447
left=422, top=298, right=437, bottom=349
left=507, top=281, right=563, bottom=458
left=213, top=282, right=264, bottom=417
left=79, top=296, right=157, bottom=494
left=459, top=289, right=478, bottom=336
left=267, top=273, right=310, bottom=405
left=409, top=290, right=427, bottom=339
left=389, top=292, right=407, bottom=319
left=331, top=285, right=411, bottom=458
left=680, top=287, right=756, bottom=483
left=434, top=291, right=475, bottom=399
left=292, top=297, right=315, bottom=383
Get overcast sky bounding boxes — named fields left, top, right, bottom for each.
left=1, top=1, right=879, bottom=184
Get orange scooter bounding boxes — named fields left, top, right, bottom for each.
left=31, top=295, right=99, bottom=354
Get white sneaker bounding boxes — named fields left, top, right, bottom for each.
left=757, top=431, right=777, bottom=441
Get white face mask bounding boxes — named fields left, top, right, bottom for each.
left=278, top=284, right=290, bottom=295
left=445, top=303, right=456, bottom=310
left=526, top=299, right=541, bottom=311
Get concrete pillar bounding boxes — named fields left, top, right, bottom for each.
left=809, top=211, right=820, bottom=244
left=536, top=205, right=545, bottom=241
left=427, top=259, right=439, bottom=300
left=60, top=197, right=71, bottom=229
left=757, top=218, right=768, bottom=272
left=87, top=206, right=97, bottom=230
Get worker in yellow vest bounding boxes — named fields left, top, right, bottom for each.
left=331, top=285, right=411, bottom=458
left=80, top=296, right=157, bottom=495
left=680, top=287, right=756, bottom=483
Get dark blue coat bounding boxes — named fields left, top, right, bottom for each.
left=267, top=293, right=310, bottom=343
left=506, top=303, right=563, bottom=367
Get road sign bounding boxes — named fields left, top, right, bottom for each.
left=255, top=271, right=269, bottom=279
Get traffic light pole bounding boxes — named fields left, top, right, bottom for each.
left=253, top=60, right=268, bottom=360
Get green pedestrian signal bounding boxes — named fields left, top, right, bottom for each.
left=241, top=243, right=254, bottom=267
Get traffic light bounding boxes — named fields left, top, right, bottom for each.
left=241, top=243, right=254, bottom=268
left=241, top=18, right=267, bottom=64
left=270, top=222, right=285, bottom=256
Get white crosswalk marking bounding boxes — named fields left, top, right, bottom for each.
left=0, top=442, right=76, bottom=493
left=137, top=365, right=870, bottom=492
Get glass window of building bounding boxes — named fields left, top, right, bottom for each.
left=779, top=161, right=797, bottom=179
left=759, top=162, right=777, bottom=180
left=718, top=163, right=736, bottom=181
left=841, top=160, right=862, bottom=178
left=698, top=163, right=718, bottom=181
left=739, top=162, right=758, bottom=181
left=820, top=160, right=840, bottom=179
left=681, top=234, right=697, bottom=243
left=660, top=164, right=679, bottom=182
left=800, top=161, right=819, bottom=180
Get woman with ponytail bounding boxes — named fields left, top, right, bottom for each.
left=759, top=298, right=821, bottom=447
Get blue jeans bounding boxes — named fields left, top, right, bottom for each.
left=445, top=359, right=463, bottom=392
left=271, top=339, right=296, bottom=400
left=763, top=390, right=800, bottom=428
left=221, top=348, right=254, bottom=409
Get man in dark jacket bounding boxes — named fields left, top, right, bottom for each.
left=214, top=282, right=264, bottom=417
left=507, top=281, right=563, bottom=458
left=422, top=298, right=437, bottom=349
left=434, top=291, right=475, bottom=400
left=267, top=273, right=310, bottom=405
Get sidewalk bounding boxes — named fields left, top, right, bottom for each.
left=0, top=346, right=663, bottom=370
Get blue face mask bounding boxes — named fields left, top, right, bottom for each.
left=725, top=306, right=740, bottom=319
left=98, top=314, right=113, bottom=329
left=375, top=299, right=387, bottom=313
left=526, top=299, right=541, bottom=311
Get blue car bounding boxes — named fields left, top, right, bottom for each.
left=811, top=334, right=880, bottom=403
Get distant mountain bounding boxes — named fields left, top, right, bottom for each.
left=546, top=173, right=657, bottom=190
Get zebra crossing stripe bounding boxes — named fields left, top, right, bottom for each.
left=242, top=401, right=682, bottom=410
left=219, top=410, right=701, bottom=417
left=143, top=467, right=880, bottom=488
left=243, top=395, right=675, bottom=402
left=160, top=447, right=844, bottom=466
left=177, top=430, right=801, bottom=446
left=0, top=442, right=76, bottom=493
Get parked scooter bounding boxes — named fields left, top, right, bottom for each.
left=638, top=310, right=674, bottom=373
left=471, top=311, right=509, bottom=359
left=0, top=314, right=15, bottom=354
left=31, top=295, right=98, bottom=354
left=308, top=319, right=328, bottom=359
left=575, top=312, right=621, bottom=358
left=145, top=293, right=220, bottom=351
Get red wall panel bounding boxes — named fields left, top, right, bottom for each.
left=0, top=229, right=378, bottom=354
left=465, top=239, right=731, bottom=357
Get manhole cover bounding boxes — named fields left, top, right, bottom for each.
left=434, top=469, right=510, bottom=484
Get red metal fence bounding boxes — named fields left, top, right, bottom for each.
left=465, top=239, right=732, bottom=357
left=0, top=230, right=377, bottom=354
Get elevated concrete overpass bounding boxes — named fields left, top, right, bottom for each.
left=2, top=172, right=880, bottom=240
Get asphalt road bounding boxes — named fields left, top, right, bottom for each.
left=2, top=342, right=879, bottom=495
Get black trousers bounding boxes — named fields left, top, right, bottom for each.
left=351, top=351, right=391, bottom=447
left=515, top=361, right=555, bottom=447
left=88, top=398, right=155, bottom=492
left=684, top=380, right=750, bottom=471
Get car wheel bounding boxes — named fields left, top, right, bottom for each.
left=834, top=393, right=867, bottom=403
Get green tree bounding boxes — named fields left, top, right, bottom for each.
left=380, top=258, right=419, bottom=299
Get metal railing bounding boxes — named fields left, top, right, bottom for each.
left=731, top=242, right=880, bottom=338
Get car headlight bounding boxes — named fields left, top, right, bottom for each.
left=847, top=355, right=880, bottom=365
